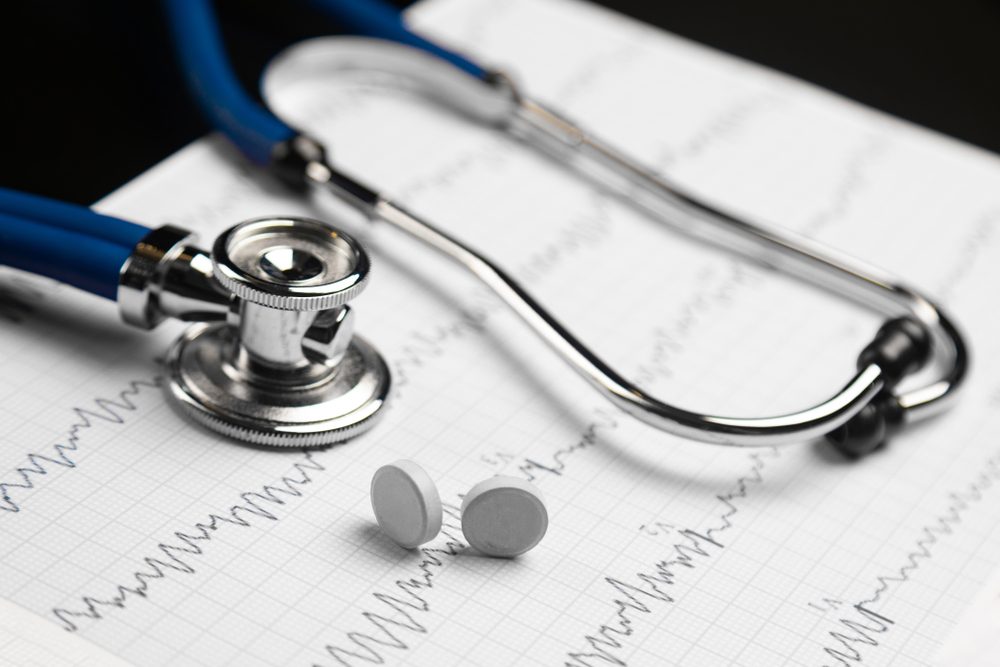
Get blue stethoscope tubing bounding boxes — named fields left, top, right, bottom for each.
left=0, top=188, right=148, bottom=299
left=0, top=0, right=451, bottom=301
left=161, top=0, right=483, bottom=166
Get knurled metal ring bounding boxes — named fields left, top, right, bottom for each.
left=212, top=216, right=370, bottom=311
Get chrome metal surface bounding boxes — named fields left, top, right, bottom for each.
left=165, top=323, right=389, bottom=447
left=302, top=305, right=355, bottom=368
left=158, top=217, right=389, bottom=447
left=507, top=100, right=968, bottom=423
left=303, top=162, right=885, bottom=447
left=264, top=37, right=520, bottom=128
left=213, top=217, right=370, bottom=310
left=262, top=37, right=968, bottom=446
left=118, top=225, right=228, bottom=329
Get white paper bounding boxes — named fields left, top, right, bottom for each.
left=2, top=0, right=1000, bottom=665
left=934, top=565, right=1000, bottom=666
left=0, top=598, right=132, bottom=667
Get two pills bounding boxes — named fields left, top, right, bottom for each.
left=370, top=460, right=548, bottom=557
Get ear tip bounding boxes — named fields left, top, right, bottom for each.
left=826, top=392, right=904, bottom=459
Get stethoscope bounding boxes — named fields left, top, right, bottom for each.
left=0, top=0, right=968, bottom=458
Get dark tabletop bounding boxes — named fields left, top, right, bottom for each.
left=3, top=0, right=996, bottom=204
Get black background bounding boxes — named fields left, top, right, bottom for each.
left=3, top=1, right=996, bottom=204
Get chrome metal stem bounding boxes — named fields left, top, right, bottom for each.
left=117, top=225, right=229, bottom=328
left=307, top=163, right=886, bottom=446
left=162, top=217, right=390, bottom=447
left=508, top=99, right=968, bottom=422
left=260, top=37, right=968, bottom=446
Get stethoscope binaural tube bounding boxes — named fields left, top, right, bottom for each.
left=161, top=0, right=968, bottom=455
left=0, top=188, right=149, bottom=299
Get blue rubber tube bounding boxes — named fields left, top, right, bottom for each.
left=0, top=187, right=149, bottom=249
left=0, top=213, right=134, bottom=300
left=308, top=0, right=486, bottom=79
left=162, top=0, right=297, bottom=165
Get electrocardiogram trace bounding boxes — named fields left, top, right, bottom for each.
left=388, top=201, right=615, bottom=395
left=51, top=450, right=326, bottom=631
left=0, top=378, right=160, bottom=514
left=315, top=257, right=770, bottom=666
left=817, top=453, right=1000, bottom=666
left=565, top=450, right=771, bottom=667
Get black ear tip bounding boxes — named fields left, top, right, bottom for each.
left=859, top=317, right=933, bottom=387
left=893, top=317, right=932, bottom=354
left=826, top=393, right=903, bottom=459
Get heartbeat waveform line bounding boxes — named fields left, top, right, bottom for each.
left=564, top=528, right=726, bottom=667
left=820, top=604, right=895, bottom=667
left=51, top=450, right=325, bottom=632
left=316, top=225, right=773, bottom=667
left=0, top=377, right=160, bottom=514
left=321, top=507, right=467, bottom=666
left=554, top=133, right=888, bottom=666
left=565, top=448, right=778, bottom=667
left=818, top=453, right=1000, bottom=666
left=655, top=94, right=780, bottom=170
left=390, top=294, right=494, bottom=391
left=390, top=199, right=613, bottom=393
left=935, top=210, right=1000, bottom=303
left=515, top=410, right=619, bottom=482
left=316, top=411, right=619, bottom=666
left=820, top=603, right=895, bottom=667
left=314, top=418, right=774, bottom=667
left=862, top=456, right=1000, bottom=607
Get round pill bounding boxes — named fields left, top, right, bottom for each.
left=370, top=460, right=442, bottom=549
left=461, top=476, right=547, bottom=558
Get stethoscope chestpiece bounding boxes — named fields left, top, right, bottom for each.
left=164, top=217, right=390, bottom=447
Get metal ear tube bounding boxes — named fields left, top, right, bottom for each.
left=260, top=37, right=968, bottom=455
left=118, top=217, right=391, bottom=447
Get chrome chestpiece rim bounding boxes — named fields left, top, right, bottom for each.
left=164, top=217, right=390, bottom=447
left=212, top=217, right=370, bottom=310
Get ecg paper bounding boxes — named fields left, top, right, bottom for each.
left=2, top=0, right=1000, bottom=665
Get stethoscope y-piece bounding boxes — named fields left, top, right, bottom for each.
left=159, top=0, right=967, bottom=456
